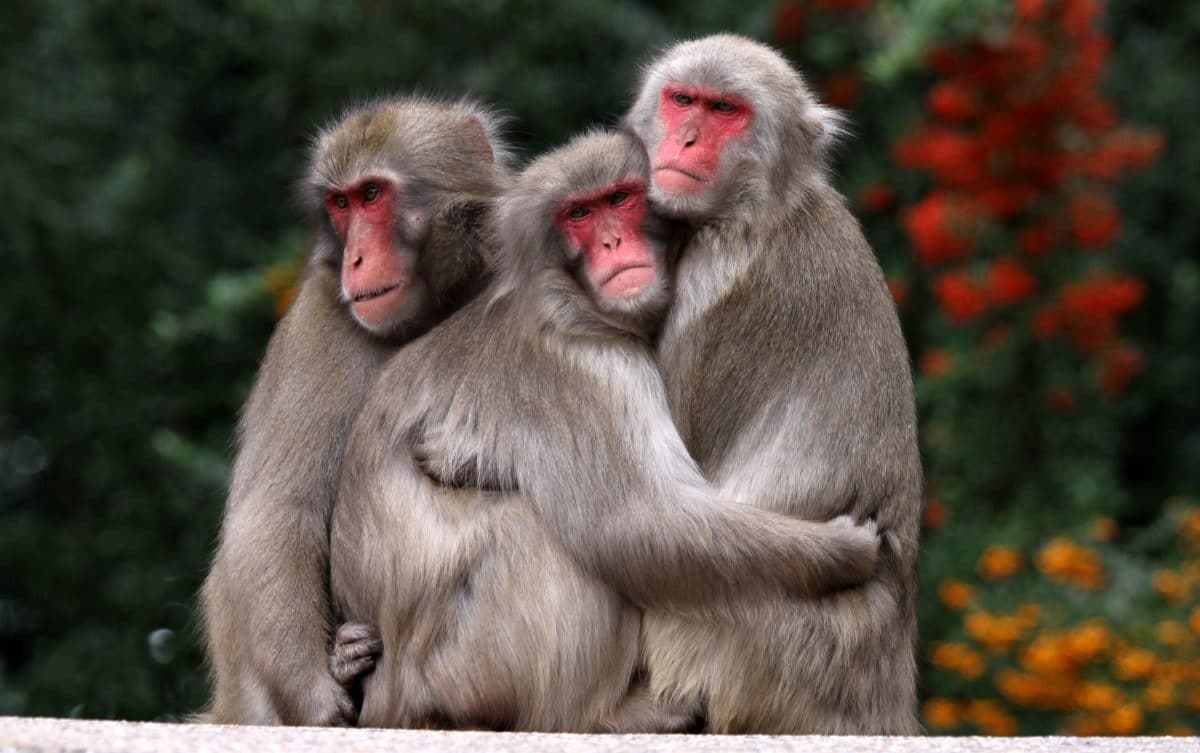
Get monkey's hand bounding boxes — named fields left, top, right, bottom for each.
left=310, top=622, right=382, bottom=727
left=813, top=515, right=881, bottom=591
left=412, top=426, right=515, bottom=492
left=330, top=622, right=382, bottom=689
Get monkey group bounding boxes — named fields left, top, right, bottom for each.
left=200, top=34, right=921, bottom=734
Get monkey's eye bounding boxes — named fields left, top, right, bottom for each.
left=673, top=92, right=693, bottom=106
left=568, top=206, right=590, bottom=220
left=608, top=191, right=630, bottom=206
left=333, top=194, right=349, bottom=210
left=362, top=183, right=380, bottom=203
left=713, top=100, right=736, bottom=114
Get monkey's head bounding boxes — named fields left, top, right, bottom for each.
left=626, top=33, right=843, bottom=221
left=306, top=96, right=511, bottom=339
left=495, top=129, right=673, bottom=336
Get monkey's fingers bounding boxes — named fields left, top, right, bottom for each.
left=819, top=515, right=882, bottom=588
left=335, top=621, right=382, bottom=646
left=330, top=655, right=378, bottom=687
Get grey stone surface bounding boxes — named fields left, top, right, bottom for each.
left=1, top=718, right=1197, bottom=753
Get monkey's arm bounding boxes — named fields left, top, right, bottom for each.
left=201, top=270, right=387, bottom=725
left=513, top=352, right=879, bottom=609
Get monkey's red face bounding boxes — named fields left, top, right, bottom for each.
left=556, top=180, right=658, bottom=301
left=653, top=84, right=753, bottom=196
left=326, top=177, right=423, bottom=334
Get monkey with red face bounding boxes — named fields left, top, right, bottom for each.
left=200, top=96, right=508, bottom=726
left=625, top=34, right=922, bottom=734
left=329, top=129, right=882, bottom=731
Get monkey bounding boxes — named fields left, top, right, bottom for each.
left=327, top=128, right=883, bottom=732
left=199, top=95, right=510, bottom=726
left=623, top=34, right=923, bottom=734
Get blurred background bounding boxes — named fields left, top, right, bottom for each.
left=1, top=0, right=1196, bottom=735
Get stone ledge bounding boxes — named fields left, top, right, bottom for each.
left=1, top=717, right=1196, bottom=753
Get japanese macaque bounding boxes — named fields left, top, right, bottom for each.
left=328, top=129, right=881, bottom=731
left=199, top=96, right=510, bottom=725
left=624, top=34, right=923, bottom=734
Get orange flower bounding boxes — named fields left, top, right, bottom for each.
left=1064, top=620, right=1111, bottom=663
left=1021, top=634, right=1073, bottom=675
left=1144, top=680, right=1176, bottom=710
left=1106, top=702, right=1143, bottom=735
left=931, top=642, right=986, bottom=679
left=1046, top=388, right=1077, bottom=415
left=1152, top=570, right=1190, bottom=604
left=922, top=698, right=960, bottom=729
left=1155, top=620, right=1190, bottom=647
left=1036, top=538, right=1106, bottom=589
left=1113, top=647, right=1156, bottom=681
left=978, top=546, right=1023, bottom=580
left=965, top=611, right=1027, bottom=653
left=1075, top=682, right=1122, bottom=712
left=938, top=580, right=973, bottom=610
left=1190, top=606, right=1200, bottom=636
left=964, top=699, right=1018, bottom=736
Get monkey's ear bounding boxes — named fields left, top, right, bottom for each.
left=801, top=103, right=846, bottom=151
left=463, top=116, right=494, bottom=164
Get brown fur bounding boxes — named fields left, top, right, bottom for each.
left=328, top=130, right=881, bottom=731
left=625, top=34, right=922, bottom=734
left=198, top=96, right=507, bottom=725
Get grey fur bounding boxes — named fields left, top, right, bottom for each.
left=199, top=96, right=508, bottom=725
left=328, top=130, right=880, bottom=731
left=625, top=34, right=922, bottom=734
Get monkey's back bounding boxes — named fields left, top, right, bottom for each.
left=649, top=187, right=922, bottom=733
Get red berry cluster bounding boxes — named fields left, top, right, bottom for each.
left=893, top=0, right=1162, bottom=394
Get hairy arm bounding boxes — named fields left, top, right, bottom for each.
left=413, top=324, right=879, bottom=611
left=201, top=268, right=391, bottom=725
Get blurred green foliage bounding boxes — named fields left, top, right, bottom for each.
left=0, top=0, right=1195, bottom=728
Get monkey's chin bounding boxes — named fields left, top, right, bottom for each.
left=601, top=267, right=657, bottom=299
left=648, top=182, right=718, bottom=222
left=350, top=281, right=430, bottom=340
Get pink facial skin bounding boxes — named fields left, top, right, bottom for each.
left=556, top=180, right=658, bottom=301
left=326, top=179, right=412, bottom=329
left=653, top=84, right=753, bottom=195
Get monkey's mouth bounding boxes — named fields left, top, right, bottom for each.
left=601, top=265, right=657, bottom=299
left=351, top=283, right=402, bottom=303
left=653, top=165, right=709, bottom=194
